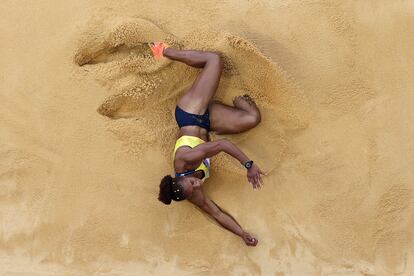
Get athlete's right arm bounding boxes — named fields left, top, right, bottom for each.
left=189, top=194, right=258, bottom=246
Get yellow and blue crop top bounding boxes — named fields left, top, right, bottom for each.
left=174, top=135, right=210, bottom=181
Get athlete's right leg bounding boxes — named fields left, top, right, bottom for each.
left=163, top=48, right=223, bottom=115
left=209, top=95, right=261, bottom=135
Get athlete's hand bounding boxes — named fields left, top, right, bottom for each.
left=247, top=164, right=266, bottom=190
left=241, top=232, right=258, bottom=246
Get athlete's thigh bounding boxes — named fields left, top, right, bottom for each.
left=208, top=101, right=248, bottom=134
left=177, top=58, right=223, bottom=115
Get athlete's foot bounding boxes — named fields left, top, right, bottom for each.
left=242, top=94, right=255, bottom=105
left=233, top=94, right=257, bottom=112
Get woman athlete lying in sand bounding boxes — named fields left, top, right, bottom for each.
left=152, top=43, right=265, bottom=246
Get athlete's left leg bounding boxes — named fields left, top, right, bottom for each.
left=209, top=95, right=261, bottom=135
left=163, top=48, right=223, bottom=115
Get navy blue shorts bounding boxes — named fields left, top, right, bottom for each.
left=175, top=105, right=210, bottom=131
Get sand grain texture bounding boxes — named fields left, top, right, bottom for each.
left=1, top=0, right=414, bottom=275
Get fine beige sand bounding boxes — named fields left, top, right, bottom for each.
left=1, top=0, right=414, bottom=275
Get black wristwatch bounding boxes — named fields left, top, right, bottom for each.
left=244, top=160, right=254, bottom=169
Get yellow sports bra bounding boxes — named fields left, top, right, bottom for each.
left=174, top=135, right=210, bottom=181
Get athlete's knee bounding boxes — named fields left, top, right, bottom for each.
left=209, top=52, right=223, bottom=68
left=254, top=110, right=261, bottom=125
left=244, top=112, right=261, bottom=129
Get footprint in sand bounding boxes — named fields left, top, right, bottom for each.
left=73, top=16, right=312, bottom=172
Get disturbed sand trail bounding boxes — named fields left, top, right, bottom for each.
left=74, top=16, right=311, bottom=173
left=1, top=0, right=414, bottom=275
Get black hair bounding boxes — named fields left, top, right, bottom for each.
left=158, top=175, right=186, bottom=204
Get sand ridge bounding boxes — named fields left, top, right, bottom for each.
left=74, top=16, right=312, bottom=174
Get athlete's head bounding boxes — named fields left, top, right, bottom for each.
left=158, top=175, right=202, bottom=204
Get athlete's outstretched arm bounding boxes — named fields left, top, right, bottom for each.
left=191, top=195, right=258, bottom=246
left=163, top=48, right=220, bottom=68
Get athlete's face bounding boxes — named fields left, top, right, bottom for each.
left=181, top=176, right=202, bottom=198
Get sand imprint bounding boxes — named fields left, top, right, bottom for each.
left=74, top=16, right=312, bottom=173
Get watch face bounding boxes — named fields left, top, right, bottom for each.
left=245, top=161, right=253, bottom=168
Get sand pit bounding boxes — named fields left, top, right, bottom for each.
left=1, top=0, right=414, bottom=275
left=74, top=16, right=311, bottom=174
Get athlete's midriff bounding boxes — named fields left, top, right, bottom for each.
left=178, top=125, right=209, bottom=142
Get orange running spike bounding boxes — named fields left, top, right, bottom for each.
left=149, top=42, right=168, bottom=60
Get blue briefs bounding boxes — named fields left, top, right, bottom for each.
left=175, top=105, right=210, bottom=131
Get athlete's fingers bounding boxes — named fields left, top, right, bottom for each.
left=248, top=178, right=255, bottom=190
left=254, top=176, right=260, bottom=189
left=255, top=174, right=262, bottom=186
left=255, top=176, right=260, bottom=189
left=252, top=176, right=256, bottom=186
left=258, top=174, right=263, bottom=186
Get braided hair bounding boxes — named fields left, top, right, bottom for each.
left=158, top=175, right=186, bottom=204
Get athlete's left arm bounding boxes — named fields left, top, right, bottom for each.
left=180, top=139, right=265, bottom=189
left=179, top=140, right=225, bottom=164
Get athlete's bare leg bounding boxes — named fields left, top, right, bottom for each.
left=163, top=48, right=223, bottom=115
left=209, top=94, right=261, bottom=135
left=164, top=48, right=261, bottom=134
